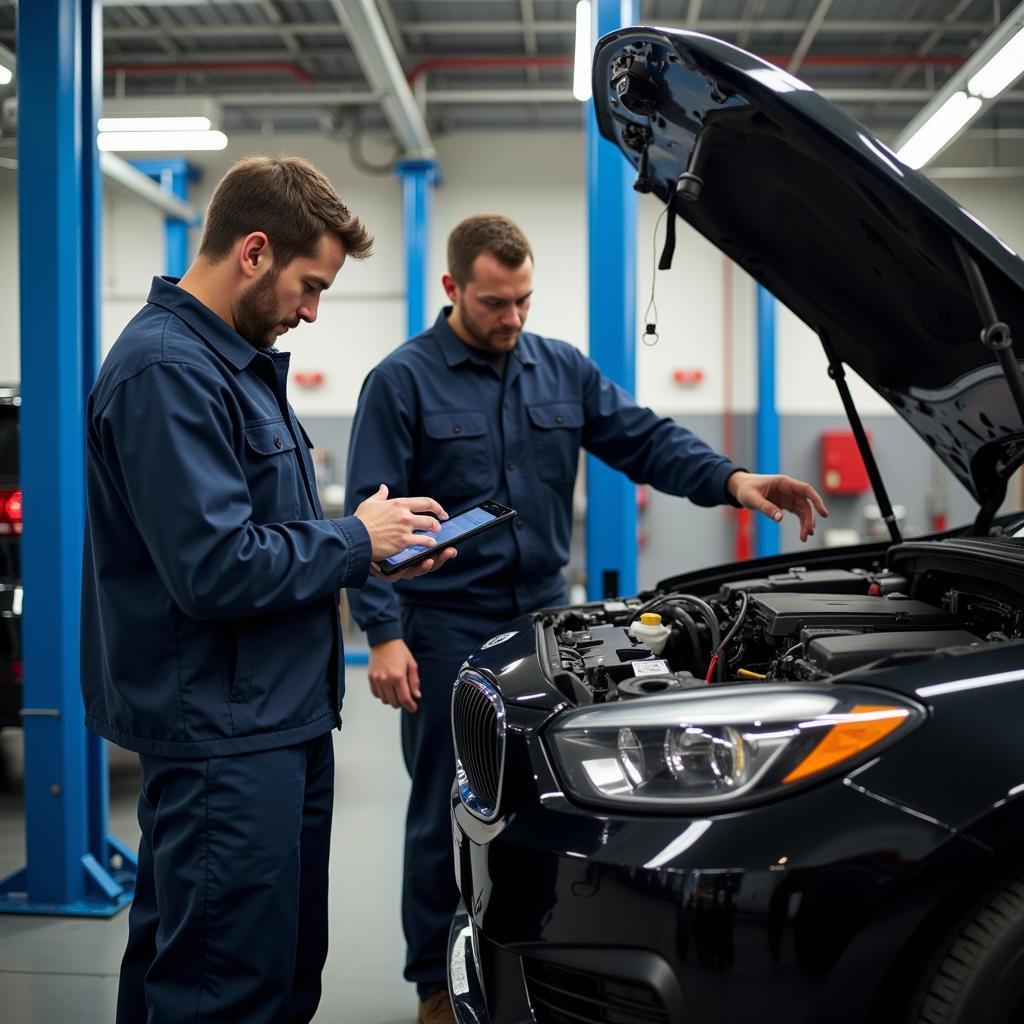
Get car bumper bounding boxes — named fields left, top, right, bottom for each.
left=449, top=909, right=490, bottom=1024
left=450, top=772, right=988, bottom=1024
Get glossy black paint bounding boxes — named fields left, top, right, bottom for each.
left=593, top=27, right=1024, bottom=506
left=453, top=602, right=1024, bottom=1023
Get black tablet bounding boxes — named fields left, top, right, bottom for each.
left=377, top=499, right=517, bottom=575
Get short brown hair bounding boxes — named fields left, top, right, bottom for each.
left=199, top=155, right=373, bottom=268
left=447, top=214, right=533, bottom=286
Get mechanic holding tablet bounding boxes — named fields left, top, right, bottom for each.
left=344, top=213, right=828, bottom=1024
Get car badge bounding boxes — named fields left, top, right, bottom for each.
left=480, top=631, right=518, bottom=650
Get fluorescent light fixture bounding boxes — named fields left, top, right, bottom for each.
left=98, top=115, right=212, bottom=133
left=896, top=91, right=981, bottom=170
left=0, top=64, right=11, bottom=87
left=97, top=129, right=228, bottom=152
left=573, top=0, right=592, bottom=103
left=968, top=24, right=1024, bottom=99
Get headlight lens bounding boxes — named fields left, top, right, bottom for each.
left=547, top=685, right=923, bottom=810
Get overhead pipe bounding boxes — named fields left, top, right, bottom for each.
left=326, top=0, right=435, bottom=160
left=105, top=61, right=315, bottom=84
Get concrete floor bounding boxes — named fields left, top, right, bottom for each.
left=0, top=667, right=420, bottom=1023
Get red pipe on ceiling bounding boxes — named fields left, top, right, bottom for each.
left=105, top=61, right=316, bottom=85
left=406, top=51, right=964, bottom=86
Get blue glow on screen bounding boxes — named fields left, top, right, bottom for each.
left=383, top=505, right=498, bottom=566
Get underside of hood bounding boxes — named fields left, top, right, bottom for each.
left=593, top=27, right=1024, bottom=509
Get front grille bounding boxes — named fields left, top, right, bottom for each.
left=525, top=959, right=670, bottom=1024
left=452, top=672, right=505, bottom=819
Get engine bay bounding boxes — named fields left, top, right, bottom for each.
left=538, top=547, right=1024, bottom=705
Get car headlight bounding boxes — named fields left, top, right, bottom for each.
left=546, top=684, right=923, bottom=810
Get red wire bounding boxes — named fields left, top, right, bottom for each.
left=705, top=654, right=719, bottom=684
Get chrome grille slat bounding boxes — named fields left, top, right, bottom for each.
left=452, top=671, right=506, bottom=821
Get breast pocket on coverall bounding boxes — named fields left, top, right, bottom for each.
left=242, top=417, right=302, bottom=522
left=526, top=401, right=584, bottom=489
left=420, top=410, right=494, bottom=500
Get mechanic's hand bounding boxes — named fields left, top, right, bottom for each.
left=369, top=546, right=457, bottom=582
left=727, top=471, right=829, bottom=543
left=354, top=483, right=448, bottom=560
left=368, top=637, right=421, bottom=713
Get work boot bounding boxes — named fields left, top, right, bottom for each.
left=418, top=989, right=456, bottom=1024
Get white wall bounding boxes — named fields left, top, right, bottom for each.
left=1, top=130, right=1024, bottom=424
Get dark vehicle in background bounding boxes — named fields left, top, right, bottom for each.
left=449, top=28, right=1024, bottom=1024
left=0, top=388, right=22, bottom=728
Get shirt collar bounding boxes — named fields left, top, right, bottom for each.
left=146, top=276, right=259, bottom=371
left=429, top=306, right=538, bottom=369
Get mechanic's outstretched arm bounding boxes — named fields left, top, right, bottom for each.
left=725, top=471, right=829, bottom=542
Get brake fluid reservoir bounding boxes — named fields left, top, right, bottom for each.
left=628, top=613, right=671, bottom=656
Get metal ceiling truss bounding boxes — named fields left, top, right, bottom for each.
left=0, top=0, right=1021, bottom=156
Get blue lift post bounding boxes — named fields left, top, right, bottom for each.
left=586, top=0, right=638, bottom=601
left=396, top=159, right=440, bottom=338
left=755, top=284, right=780, bottom=558
left=129, top=158, right=192, bottom=277
left=0, top=0, right=135, bottom=916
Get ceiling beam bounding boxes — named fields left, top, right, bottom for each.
left=376, top=0, right=408, bottom=64
left=326, top=0, right=434, bottom=159
left=66, top=18, right=1000, bottom=45
left=202, top=85, right=1024, bottom=111
left=788, top=0, right=833, bottom=75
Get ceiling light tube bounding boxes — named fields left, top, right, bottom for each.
left=573, top=0, right=592, bottom=103
left=968, top=24, right=1024, bottom=99
left=896, top=91, right=982, bottom=170
left=98, top=115, right=212, bottom=133
left=97, top=129, right=229, bottom=152
left=0, top=64, right=12, bottom=86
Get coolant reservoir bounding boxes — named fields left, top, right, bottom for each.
left=628, top=612, right=671, bottom=656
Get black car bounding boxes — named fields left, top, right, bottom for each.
left=0, top=387, right=22, bottom=729
left=449, top=27, right=1024, bottom=1024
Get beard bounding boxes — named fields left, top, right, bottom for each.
left=235, top=270, right=287, bottom=351
left=457, top=300, right=521, bottom=353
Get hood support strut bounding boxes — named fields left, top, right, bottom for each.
left=954, top=240, right=1024, bottom=537
left=820, top=331, right=902, bottom=544
left=954, top=240, right=1024, bottom=424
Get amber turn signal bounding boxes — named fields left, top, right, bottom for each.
left=783, top=704, right=910, bottom=784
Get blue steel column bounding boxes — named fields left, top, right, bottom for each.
left=130, top=158, right=190, bottom=277
left=0, top=0, right=133, bottom=916
left=755, top=285, right=780, bottom=558
left=396, top=159, right=439, bottom=338
left=586, top=0, right=638, bottom=600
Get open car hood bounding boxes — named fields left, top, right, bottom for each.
left=593, top=27, right=1024, bottom=509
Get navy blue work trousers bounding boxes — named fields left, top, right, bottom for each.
left=399, top=604, right=522, bottom=1000
left=116, top=733, right=334, bottom=1024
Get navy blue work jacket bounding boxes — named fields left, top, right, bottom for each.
left=81, top=277, right=371, bottom=757
left=345, top=308, right=740, bottom=646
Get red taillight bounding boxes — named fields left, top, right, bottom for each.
left=0, top=489, right=21, bottom=535
left=10, top=659, right=22, bottom=681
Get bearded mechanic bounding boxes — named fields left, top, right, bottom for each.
left=81, top=156, right=456, bottom=1024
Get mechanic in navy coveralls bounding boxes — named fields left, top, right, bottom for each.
left=81, top=156, right=456, bottom=1024
left=345, top=214, right=828, bottom=1024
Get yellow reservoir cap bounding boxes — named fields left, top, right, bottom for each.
left=639, top=613, right=663, bottom=626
